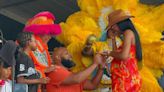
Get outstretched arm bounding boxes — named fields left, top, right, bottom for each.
left=83, top=66, right=104, bottom=90
left=17, top=76, right=49, bottom=84
left=61, top=54, right=103, bottom=85
left=62, top=63, right=98, bottom=85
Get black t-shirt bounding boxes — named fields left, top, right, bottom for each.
left=15, top=52, right=40, bottom=92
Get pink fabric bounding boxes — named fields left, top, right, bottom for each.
left=0, top=80, right=5, bottom=86
left=23, top=24, right=62, bottom=35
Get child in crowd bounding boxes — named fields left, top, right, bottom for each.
left=0, top=57, right=12, bottom=92
left=16, top=32, right=50, bottom=92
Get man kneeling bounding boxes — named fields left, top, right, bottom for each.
left=46, top=47, right=105, bottom=92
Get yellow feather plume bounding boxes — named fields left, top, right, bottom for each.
left=56, top=0, right=164, bottom=91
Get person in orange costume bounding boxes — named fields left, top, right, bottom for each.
left=23, top=11, right=62, bottom=78
left=46, top=47, right=105, bottom=92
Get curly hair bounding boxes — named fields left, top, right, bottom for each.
left=16, top=32, right=33, bottom=48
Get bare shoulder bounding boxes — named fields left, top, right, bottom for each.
left=124, top=29, right=134, bottom=37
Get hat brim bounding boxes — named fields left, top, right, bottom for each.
left=23, top=24, right=62, bottom=35
left=106, top=16, right=134, bottom=31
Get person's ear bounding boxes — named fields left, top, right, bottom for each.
left=54, top=55, right=61, bottom=61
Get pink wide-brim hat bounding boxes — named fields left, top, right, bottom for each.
left=23, top=11, right=62, bottom=35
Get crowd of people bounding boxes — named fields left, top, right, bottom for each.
left=0, top=9, right=142, bottom=92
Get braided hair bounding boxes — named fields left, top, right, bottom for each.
left=16, top=32, right=33, bottom=48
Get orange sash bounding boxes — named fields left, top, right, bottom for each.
left=29, top=35, right=52, bottom=77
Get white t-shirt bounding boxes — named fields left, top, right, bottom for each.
left=1, top=80, right=12, bottom=92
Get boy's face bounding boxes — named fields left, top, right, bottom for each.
left=29, top=36, right=37, bottom=51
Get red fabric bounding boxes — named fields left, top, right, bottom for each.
left=0, top=80, right=5, bottom=86
left=29, top=36, right=52, bottom=78
left=110, top=45, right=141, bottom=92
left=46, top=66, right=83, bottom=92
